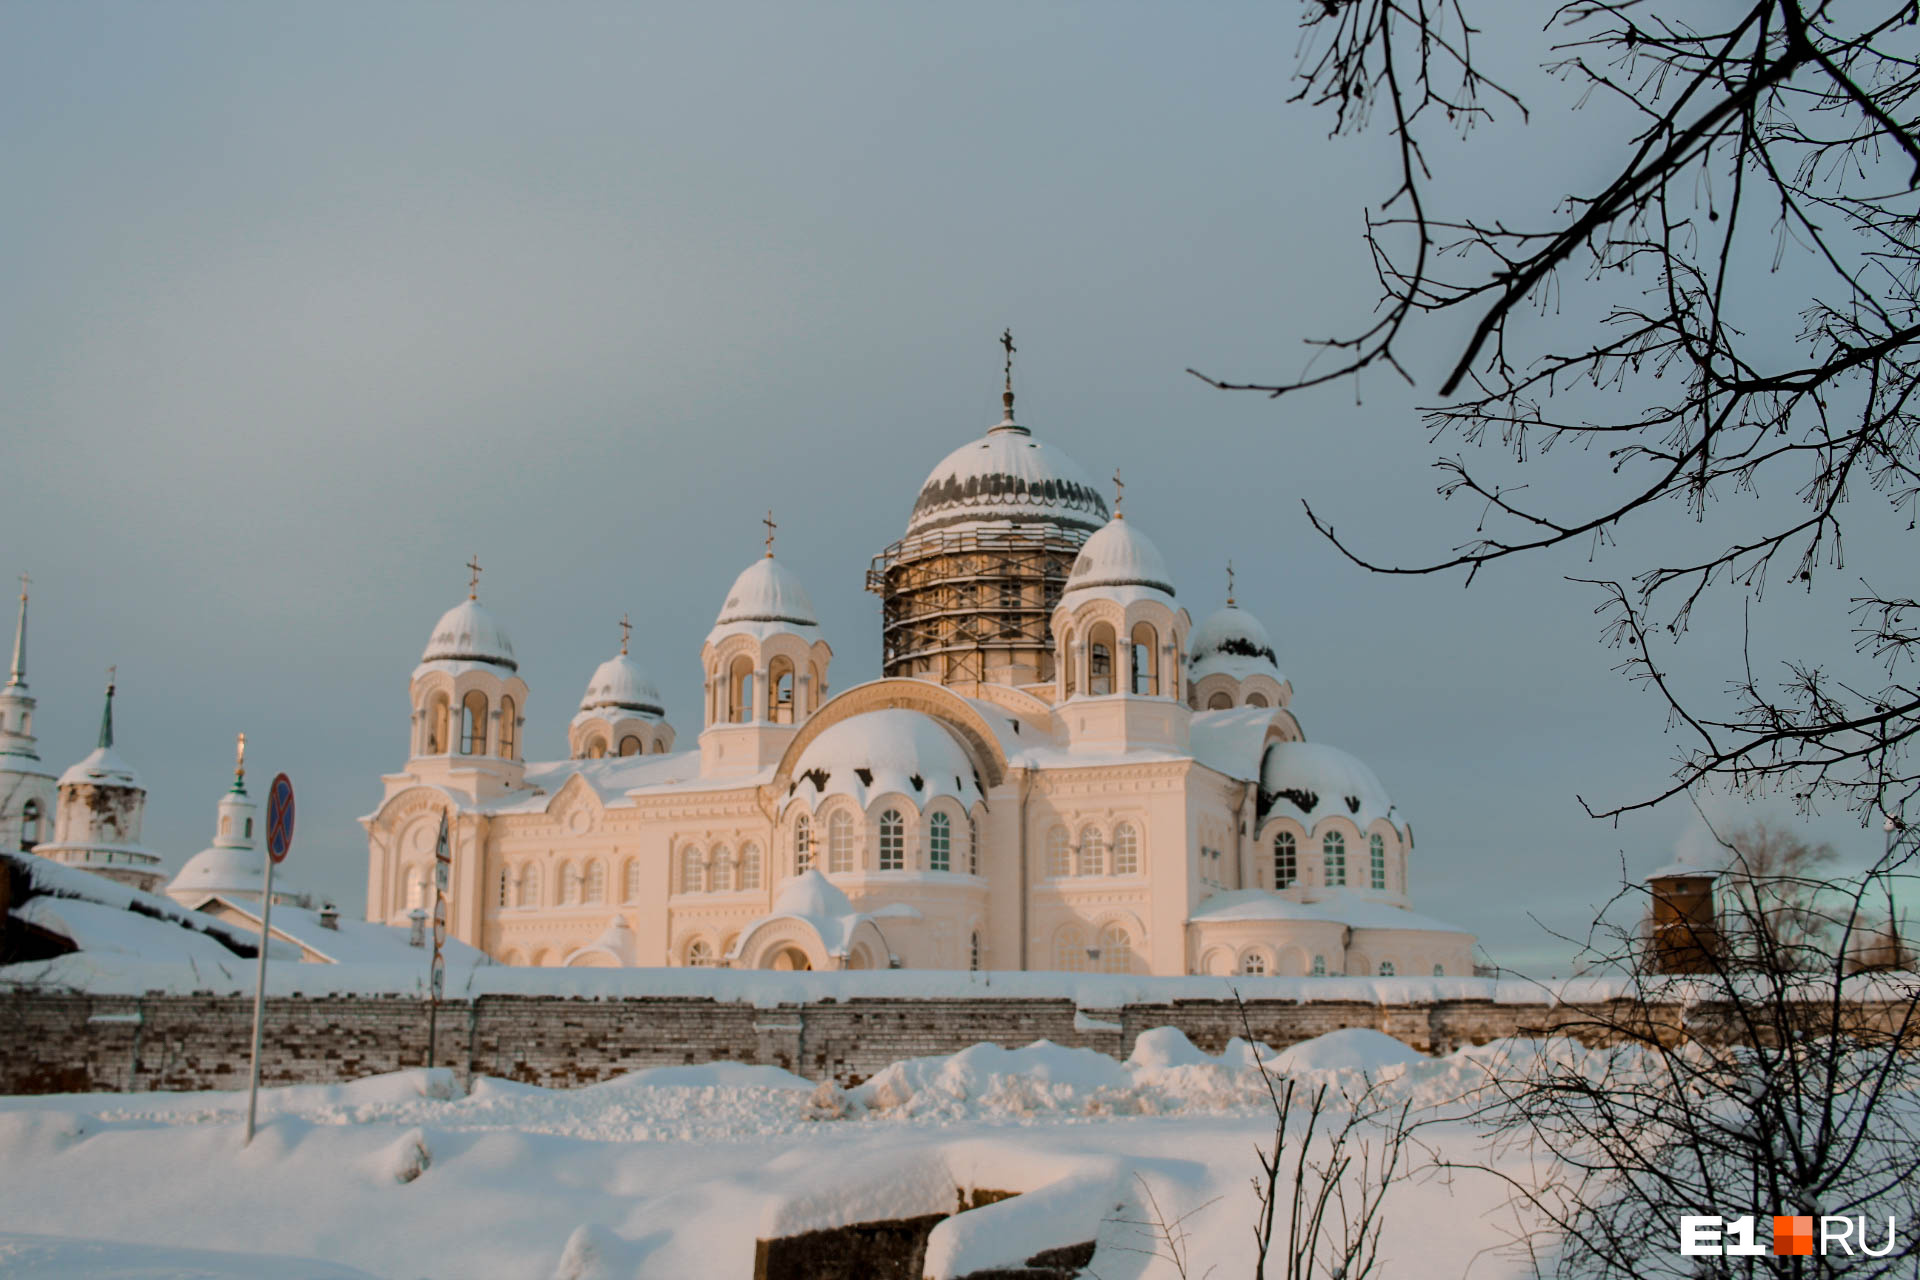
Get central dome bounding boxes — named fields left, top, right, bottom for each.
left=715, top=557, right=818, bottom=629
left=421, top=598, right=517, bottom=671
left=904, top=424, right=1108, bottom=538
left=578, top=652, right=664, bottom=718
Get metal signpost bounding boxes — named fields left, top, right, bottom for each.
left=244, top=769, right=294, bottom=1146
left=427, top=811, right=450, bottom=1068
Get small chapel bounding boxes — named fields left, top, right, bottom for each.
left=360, top=343, right=1475, bottom=976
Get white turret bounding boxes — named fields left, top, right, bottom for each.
left=1188, top=571, right=1290, bottom=711
left=569, top=617, right=676, bottom=758
left=167, top=735, right=300, bottom=908
left=699, top=529, right=832, bottom=776
left=0, top=574, right=55, bottom=854
left=404, top=561, right=529, bottom=800
left=37, top=673, right=165, bottom=892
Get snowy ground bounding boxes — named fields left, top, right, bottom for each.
left=0, top=1028, right=1555, bottom=1280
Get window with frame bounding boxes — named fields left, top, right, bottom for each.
left=686, top=939, right=714, bottom=967
left=561, top=862, right=582, bottom=905
left=1077, top=825, right=1104, bottom=877
left=1323, top=831, right=1347, bottom=886
left=828, top=811, right=855, bottom=873
left=1052, top=924, right=1089, bottom=972
left=681, top=846, right=705, bottom=893
left=1370, top=834, right=1387, bottom=889
left=518, top=863, right=541, bottom=908
left=460, top=691, right=488, bottom=755
left=1311, top=954, right=1327, bottom=977
left=968, top=815, right=979, bottom=874
left=1432, top=964, right=1445, bottom=977
left=740, top=842, right=762, bottom=889
left=1273, top=831, right=1298, bottom=888
left=496, top=867, right=510, bottom=908
left=20, top=799, right=41, bottom=848
left=1111, top=822, right=1139, bottom=875
left=710, top=846, right=734, bottom=891
left=619, top=735, right=642, bottom=757
left=623, top=859, right=640, bottom=903
left=1241, top=952, right=1266, bottom=975
left=793, top=814, right=812, bottom=873
left=878, top=810, right=905, bottom=870
left=585, top=861, right=606, bottom=903
left=1378, top=960, right=1397, bottom=976
left=1096, top=923, right=1133, bottom=974
left=928, top=813, right=951, bottom=872
left=499, top=695, right=517, bottom=759
left=1045, top=825, right=1071, bottom=878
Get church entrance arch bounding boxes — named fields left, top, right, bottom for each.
left=768, top=946, right=812, bottom=971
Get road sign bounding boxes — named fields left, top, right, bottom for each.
left=266, top=774, right=295, bottom=864
left=430, top=955, right=445, bottom=1000
left=434, top=812, right=450, bottom=864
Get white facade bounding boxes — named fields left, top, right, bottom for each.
left=35, top=678, right=165, bottom=894
left=0, top=581, right=56, bottom=858
left=364, top=370, right=1475, bottom=976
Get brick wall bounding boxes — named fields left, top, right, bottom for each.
left=0, top=987, right=1844, bottom=1095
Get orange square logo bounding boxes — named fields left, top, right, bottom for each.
left=1774, top=1216, right=1814, bottom=1256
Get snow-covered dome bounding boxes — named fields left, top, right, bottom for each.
left=168, top=843, right=266, bottom=900
left=577, top=652, right=664, bottom=719
left=1189, top=603, right=1281, bottom=683
left=708, top=556, right=820, bottom=645
left=1258, top=740, right=1402, bottom=834
left=1059, top=517, right=1176, bottom=610
left=58, top=745, right=141, bottom=790
left=904, top=423, right=1108, bottom=538
left=784, top=709, right=982, bottom=814
left=420, top=598, right=517, bottom=671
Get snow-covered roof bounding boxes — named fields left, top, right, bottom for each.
left=567, top=915, right=639, bottom=967
left=57, top=744, right=142, bottom=790
left=3, top=850, right=270, bottom=958
left=1258, top=740, right=1404, bottom=834
left=419, top=598, right=517, bottom=672
left=728, top=870, right=921, bottom=960
left=476, top=751, right=707, bottom=814
left=903, top=422, right=1108, bottom=537
left=14, top=895, right=293, bottom=965
left=168, top=844, right=268, bottom=900
left=1058, top=518, right=1175, bottom=612
left=574, top=651, right=664, bottom=722
left=784, top=709, right=983, bottom=814
left=1188, top=603, right=1282, bottom=685
left=1188, top=706, right=1280, bottom=781
left=1643, top=858, right=1722, bottom=883
left=215, top=900, right=491, bottom=968
left=707, top=556, right=820, bottom=646
left=1190, top=888, right=1470, bottom=935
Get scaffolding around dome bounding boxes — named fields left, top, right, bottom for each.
left=867, top=524, right=1088, bottom=689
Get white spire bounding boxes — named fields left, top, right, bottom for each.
left=6, top=572, right=26, bottom=690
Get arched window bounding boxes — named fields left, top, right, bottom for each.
left=1130, top=623, right=1158, bottom=695
left=1273, top=831, right=1298, bottom=889
left=1241, top=951, right=1267, bottom=976
left=405, top=866, right=426, bottom=910
left=585, top=860, right=606, bottom=903
left=220, top=816, right=231, bottom=837
left=501, top=949, right=525, bottom=967
left=970, top=931, right=982, bottom=971
left=967, top=816, right=979, bottom=874
left=878, top=810, right=904, bottom=871
left=245, top=817, right=253, bottom=839
left=740, top=842, right=762, bottom=889
left=424, top=693, right=450, bottom=754
left=518, top=862, right=541, bottom=908
left=1061, top=627, right=1077, bottom=696
left=711, top=845, right=734, bottom=891
left=793, top=814, right=812, bottom=873
left=1206, top=691, right=1233, bottom=710
left=1245, top=692, right=1268, bottom=708
left=1052, top=924, right=1089, bottom=972
left=1378, top=960, right=1397, bottom=977
left=728, top=656, right=754, bottom=724
left=460, top=690, right=489, bottom=755
left=1311, top=954, right=1328, bottom=977
left=681, top=846, right=705, bottom=893
left=560, top=862, right=582, bottom=905
left=1045, top=826, right=1072, bottom=878
left=496, top=867, right=510, bottom=908
left=827, top=811, right=855, bottom=873
left=1077, top=825, right=1104, bottom=877
left=1370, top=834, right=1387, bottom=889
left=619, top=735, right=642, bottom=757
left=686, top=939, right=714, bottom=967
left=768, top=657, right=795, bottom=724
left=623, top=858, right=640, bottom=903
left=1111, top=822, right=1140, bottom=875
left=1432, top=964, right=1445, bottom=977
left=585, top=735, right=607, bottom=759
left=1087, top=623, right=1116, bottom=696
left=1323, top=832, right=1347, bottom=886
left=928, top=812, right=952, bottom=872
left=1096, top=923, right=1133, bottom=973
left=499, top=695, right=518, bottom=759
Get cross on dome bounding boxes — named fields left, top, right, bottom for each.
left=466, top=555, right=483, bottom=600
left=763, top=510, right=777, bottom=558
left=1112, top=468, right=1125, bottom=519
left=619, top=613, right=632, bottom=655
left=1226, top=559, right=1236, bottom=606
left=234, top=732, right=247, bottom=788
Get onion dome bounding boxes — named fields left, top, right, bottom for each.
left=420, top=598, right=517, bottom=671
left=1258, top=740, right=1402, bottom=834
left=1059, top=517, right=1176, bottom=611
left=708, top=555, right=820, bottom=645
left=783, top=709, right=982, bottom=813
left=904, top=427, right=1107, bottom=538
left=1189, top=603, right=1280, bottom=683
left=577, top=652, right=665, bottom=721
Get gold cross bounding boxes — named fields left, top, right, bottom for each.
left=235, top=731, right=247, bottom=779
left=619, top=613, right=632, bottom=655
left=763, top=510, right=777, bottom=558
left=466, top=555, right=482, bottom=599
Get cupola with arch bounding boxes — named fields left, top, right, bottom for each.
left=1187, top=594, right=1292, bottom=712
left=408, top=583, right=530, bottom=800
left=699, top=551, right=832, bottom=776
left=569, top=621, right=677, bottom=759
left=1048, top=511, right=1192, bottom=752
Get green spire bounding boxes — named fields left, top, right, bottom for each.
left=97, top=669, right=115, bottom=750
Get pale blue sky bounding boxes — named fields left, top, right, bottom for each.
left=2, top=2, right=1894, bottom=972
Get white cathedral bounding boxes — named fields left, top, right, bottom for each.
left=357, top=357, right=1477, bottom=977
